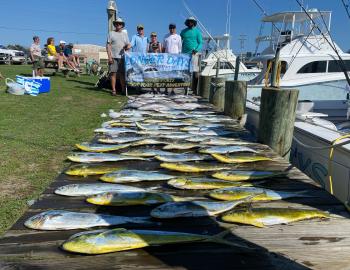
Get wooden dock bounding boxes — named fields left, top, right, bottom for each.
left=1, top=98, right=350, bottom=270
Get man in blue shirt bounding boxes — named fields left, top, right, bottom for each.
left=130, top=24, right=148, bottom=53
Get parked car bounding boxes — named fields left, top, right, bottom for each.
left=0, top=45, right=26, bottom=65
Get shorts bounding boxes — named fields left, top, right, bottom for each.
left=109, top=58, right=125, bottom=74
left=33, top=56, right=45, bottom=69
left=47, top=55, right=57, bottom=61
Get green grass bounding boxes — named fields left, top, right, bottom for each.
left=0, top=65, right=127, bottom=235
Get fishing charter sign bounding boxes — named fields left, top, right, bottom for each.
left=124, top=52, right=192, bottom=88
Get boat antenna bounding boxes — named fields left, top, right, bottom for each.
left=341, top=0, right=350, bottom=21
left=295, top=0, right=350, bottom=87
left=225, top=0, right=232, bottom=36
left=250, top=0, right=281, bottom=34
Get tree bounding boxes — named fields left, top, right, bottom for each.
left=6, top=44, right=29, bottom=55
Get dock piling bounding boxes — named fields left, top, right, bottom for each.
left=224, top=80, right=247, bottom=120
left=198, top=75, right=212, bottom=99
left=209, top=77, right=226, bottom=111
left=258, top=87, right=299, bottom=160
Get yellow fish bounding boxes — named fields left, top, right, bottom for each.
left=211, top=154, right=271, bottom=164
left=221, top=208, right=329, bottom=227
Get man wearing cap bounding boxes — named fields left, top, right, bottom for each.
left=163, top=23, right=182, bottom=54
left=30, top=36, right=45, bottom=76
left=131, top=25, right=148, bottom=53
left=107, top=18, right=131, bottom=95
left=181, top=17, right=203, bottom=94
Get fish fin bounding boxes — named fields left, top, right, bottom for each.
left=207, top=230, right=257, bottom=250
left=249, top=221, right=266, bottom=228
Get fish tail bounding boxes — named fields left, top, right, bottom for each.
left=207, top=230, right=256, bottom=250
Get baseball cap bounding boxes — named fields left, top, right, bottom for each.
left=137, top=24, right=144, bottom=29
left=169, top=23, right=176, bottom=29
left=60, top=40, right=66, bottom=44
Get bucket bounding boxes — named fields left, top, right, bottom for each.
left=5, top=78, right=25, bottom=95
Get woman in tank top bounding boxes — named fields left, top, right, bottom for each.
left=148, top=32, right=162, bottom=53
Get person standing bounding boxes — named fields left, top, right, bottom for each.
left=107, top=18, right=131, bottom=96
left=131, top=24, right=148, bottom=53
left=180, top=17, right=203, bottom=94
left=148, top=32, right=162, bottom=53
left=163, top=23, right=182, bottom=54
left=163, top=24, right=182, bottom=95
left=30, top=36, right=45, bottom=76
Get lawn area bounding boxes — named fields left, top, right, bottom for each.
left=0, top=65, right=127, bottom=235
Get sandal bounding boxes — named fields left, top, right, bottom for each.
left=111, top=91, right=117, bottom=96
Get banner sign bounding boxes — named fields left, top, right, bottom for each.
left=125, top=52, right=192, bottom=88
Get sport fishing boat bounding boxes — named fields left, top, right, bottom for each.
left=247, top=10, right=350, bottom=101
left=245, top=10, right=350, bottom=204
left=201, top=35, right=261, bottom=82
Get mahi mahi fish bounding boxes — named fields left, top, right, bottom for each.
left=154, top=154, right=210, bottom=163
left=211, top=154, right=271, bottom=164
left=160, top=162, right=231, bottom=173
left=163, top=143, right=199, bottom=150
left=94, top=127, right=137, bottom=135
left=65, top=164, right=122, bottom=177
left=62, top=228, right=250, bottom=254
left=100, top=170, right=176, bottom=183
left=87, top=192, right=194, bottom=206
left=75, top=142, right=131, bottom=153
left=199, top=146, right=257, bottom=155
left=209, top=187, right=312, bottom=201
left=67, top=153, right=146, bottom=163
left=131, top=138, right=168, bottom=146
left=97, top=136, right=145, bottom=145
left=135, top=122, right=174, bottom=131
left=150, top=198, right=254, bottom=219
left=213, top=170, right=284, bottom=181
left=121, top=149, right=174, bottom=158
left=55, top=183, right=151, bottom=197
left=24, top=210, right=153, bottom=230
left=221, top=208, right=329, bottom=227
left=200, top=138, right=253, bottom=146
left=167, top=178, right=253, bottom=190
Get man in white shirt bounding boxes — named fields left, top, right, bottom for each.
left=163, top=23, right=182, bottom=54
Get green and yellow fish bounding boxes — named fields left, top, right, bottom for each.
left=167, top=178, right=252, bottom=190
left=87, top=191, right=192, bottom=206
left=209, top=187, right=312, bottom=201
left=65, top=164, right=122, bottom=177
left=221, top=208, right=329, bottom=227
left=160, top=162, right=231, bottom=173
left=213, top=170, right=283, bottom=181
left=62, top=228, right=250, bottom=254
left=211, top=154, right=271, bottom=164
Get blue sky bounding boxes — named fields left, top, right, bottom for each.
left=1, top=0, right=350, bottom=53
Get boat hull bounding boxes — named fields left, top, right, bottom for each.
left=245, top=103, right=350, bottom=203
left=247, top=79, right=349, bottom=101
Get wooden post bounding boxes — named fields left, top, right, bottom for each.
left=234, top=56, right=241, bottom=81
left=258, top=87, right=299, bottom=160
left=271, top=48, right=280, bottom=88
left=198, top=75, right=212, bottom=99
left=209, top=77, right=226, bottom=111
left=224, top=80, right=247, bottom=119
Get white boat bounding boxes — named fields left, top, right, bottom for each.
left=247, top=10, right=350, bottom=101
left=245, top=10, right=350, bottom=204
left=201, top=35, right=261, bottom=82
